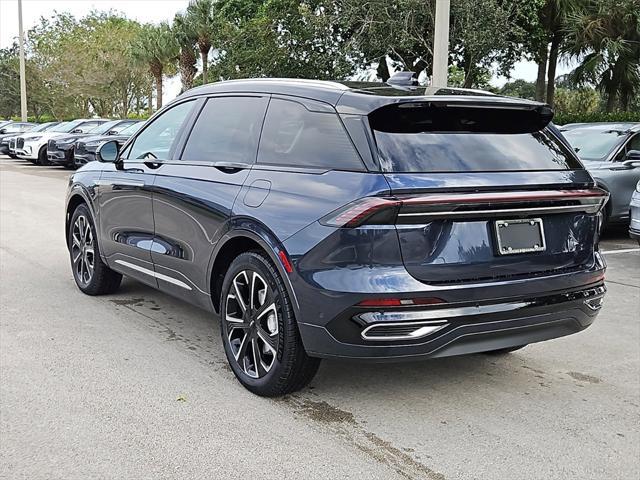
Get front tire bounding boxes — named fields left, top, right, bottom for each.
left=36, top=146, right=49, bottom=165
left=220, top=251, right=320, bottom=396
left=68, top=204, right=122, bottom=295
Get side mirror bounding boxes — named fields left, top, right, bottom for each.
left=624, top=150, right=640, bottom=161
left=0, top=128, right=6, bottom=134
left=96, top=140, right=120, bottom=163
left=107, top=129, right=119, bottom=135
left=72, top=128, right=83, bottom=133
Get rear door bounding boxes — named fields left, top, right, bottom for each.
left=150, top=95, right=269, bottom=307
left=368, top=102, right=604, bottom=283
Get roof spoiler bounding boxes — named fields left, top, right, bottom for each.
left=369, top=100, right=554, bottom=134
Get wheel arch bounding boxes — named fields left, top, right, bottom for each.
left=65, top=187, right=98, bottom=248
left=208, top=224, right=299, bottom=316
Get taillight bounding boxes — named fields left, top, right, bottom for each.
left=319, top=197, right=400, bottom=227
left=320, top=188, right=608, bottom=228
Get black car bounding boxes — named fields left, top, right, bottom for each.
left=66, top=77, right=607, bottom=396
left=47, top=119, right=134, bottom=168
left=74, top=121, right=144, bottom=167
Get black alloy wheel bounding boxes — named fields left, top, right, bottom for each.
left=220, top=252, right=320, bottom=396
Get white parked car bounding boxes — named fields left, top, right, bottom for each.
left=16, top=119, right=107, bottom=165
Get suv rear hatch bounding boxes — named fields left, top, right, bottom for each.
left=368, top=100, right=606, bottom=284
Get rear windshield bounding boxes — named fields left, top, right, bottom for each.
left=370, top=103, right=581, bottom=172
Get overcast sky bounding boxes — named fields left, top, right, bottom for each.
left=0, top=0, right=575, bottom=103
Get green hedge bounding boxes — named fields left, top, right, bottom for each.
left=554, top=111, right=640, bottom=125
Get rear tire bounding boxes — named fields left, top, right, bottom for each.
left=483, top=345, right=527, bottom=355
left=220, top=251, right=320, bottom=396
left=68, top=204, right=122, bottom=295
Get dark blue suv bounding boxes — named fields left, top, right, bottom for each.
left=65, top=79, right=608, bottom=396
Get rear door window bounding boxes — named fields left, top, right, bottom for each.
left=181, top=96, right=268, bottom=163
left=370, top=103, right=581, bottom=172
left=257, top=98, right=363, bottom=170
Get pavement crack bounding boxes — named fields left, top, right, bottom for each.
left=605, top=279, right=640, bottom=289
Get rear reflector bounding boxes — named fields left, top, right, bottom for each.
left=357, top=297, right=445, bottom=307
left=278, top=250, right=293, bottom=273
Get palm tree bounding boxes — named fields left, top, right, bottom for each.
left=173, top=12, right=198, bottom=92
left=186, top=0, right=217, bottom=85
left=130, top=23, right=178, bottom=110
left=564, top=0, right=640, bottom=112
left=532, top=0, right=581, bottom=106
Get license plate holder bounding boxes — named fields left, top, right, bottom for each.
left=495, top=218, right=546, bottom=255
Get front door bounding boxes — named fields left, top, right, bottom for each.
left=98, top=99, right=198, bottom=287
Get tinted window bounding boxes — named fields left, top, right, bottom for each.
left=2, top=123, right=33, bottom=133
left=119, top=122, right=144, bottom=136
left=615, top=133, right=640, bottom=161
left=258, top=98, right=363, bottom=170
left=182, top=96, right=268, bottom=163
left=128, top=100, right=195, bottom=160
left=374, top=130, right=580, bottom=172
left=76, top=121, right=104, bottom=133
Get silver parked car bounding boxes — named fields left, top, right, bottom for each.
left=562, top=123, right=640, bottom=225
left=630, top=180, right=640, bottom=244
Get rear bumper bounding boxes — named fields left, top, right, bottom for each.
left=300, top=282, right=605, bottom=360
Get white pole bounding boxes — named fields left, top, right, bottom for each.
left=432, top=0, right=450, bottom=87
left=18, top=0, right=28, bottom=121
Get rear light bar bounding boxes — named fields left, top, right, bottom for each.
left=320, top=188, right=608, bottom=227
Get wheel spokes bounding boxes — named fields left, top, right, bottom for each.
left=71, top=215, right=94, bottom=286
left=225, top=269, right=279, bottom=379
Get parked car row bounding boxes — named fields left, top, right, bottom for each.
left=0, top=118, right=144, bottom=169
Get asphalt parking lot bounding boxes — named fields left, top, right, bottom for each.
left=1, top=156, right=638, bottom=480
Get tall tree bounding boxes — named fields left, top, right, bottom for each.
left=186, top=0, right=217, bottom=85
left=130, top=23, right=178, bottom=110
left=564, top=0, right=640, bottom=112
left=173, top=12, right=198, bottom=92
left=525, top=0, right=580, bottom=105
left=450, top=0, right=533, bottom=88
left=212, top=0, right=355, bottom=80
left=339, top=0, right=435, bottom=80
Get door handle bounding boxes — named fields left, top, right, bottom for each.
left=212, top=161, right=250, bottom=173
left=95, top=179, right=145, bottom=188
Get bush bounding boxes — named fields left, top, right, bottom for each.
left=554, top=111, right=640, bottom=125
left=126, top=112, right=149, bottom=120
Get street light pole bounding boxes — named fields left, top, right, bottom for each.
left=18, top=0, right=28, bottom=121
left=431, top=0, right=450, bottom=87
